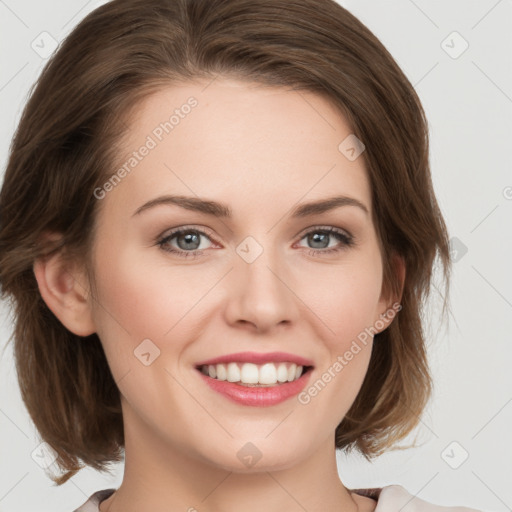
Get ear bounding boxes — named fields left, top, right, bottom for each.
left=373, top=252, right=406, bottom=333
left=33, top=235, right=96, bottom=337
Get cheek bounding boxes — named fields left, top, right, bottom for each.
left=303, top=258, right=384, bottom=344
left=91, top=242, right=205, bottom=341
left=297, top=256, right=382, bottom=408
left=89, top=245, right=195, bottom=415
left=90, top=227, right=383, bottom=362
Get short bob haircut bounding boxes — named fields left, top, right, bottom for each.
left=0, top=0, right=451, bottom=486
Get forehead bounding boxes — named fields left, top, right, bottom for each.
left=101, top=77, right=372, bottom=222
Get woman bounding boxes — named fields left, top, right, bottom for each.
left=0, top=1, right=481, bottom=511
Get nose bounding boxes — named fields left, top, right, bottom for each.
left=223, top=242, right=299, bottom=333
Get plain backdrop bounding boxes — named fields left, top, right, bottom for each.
left=0, top=1, right=511, bottom=511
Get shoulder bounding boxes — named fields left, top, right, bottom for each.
left=73, top=489, right=116, bottom=512
left=354, top=484, right=484, bottom=512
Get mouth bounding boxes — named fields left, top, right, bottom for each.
left=195, top=362, right=314, bottom=387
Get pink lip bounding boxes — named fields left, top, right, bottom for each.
left=197, top=370, right=313, bottom=407
left=195, top=351, right=314, bottom=367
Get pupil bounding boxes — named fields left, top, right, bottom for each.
left=179, top=232, right=200, bottom=250
left=310, top=232, right=328, bottom=249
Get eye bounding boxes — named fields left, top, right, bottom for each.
left=295, top=226, right=354, bottom=256
left=157, top=227, right=215, bottom=259
left=156, top=225, right=355, bottom=259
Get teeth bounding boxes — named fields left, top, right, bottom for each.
left=259, top=363, right=277, bottom=384
left=276, top=363, right=289, bottom=382
left=227, top=362, right=241, bottom=383
left=240, top=363, right=259, bottom=384
left=216, top=363, right=227, bottom=381
left=200, top=362, right=307, bottom=386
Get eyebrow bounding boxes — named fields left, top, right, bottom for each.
left=132, top=194, right=369, bottom=218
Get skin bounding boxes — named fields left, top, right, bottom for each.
left=34, top=77, right=404, bottom=512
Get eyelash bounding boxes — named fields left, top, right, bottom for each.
left=156, top=225, right=355, bottom=259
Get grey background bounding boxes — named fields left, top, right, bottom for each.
left=0, top=1, right=511, bottom=511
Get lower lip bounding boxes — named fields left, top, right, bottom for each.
left=197, top=369, right=312, bottom=407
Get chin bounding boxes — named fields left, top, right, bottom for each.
left=197, top=435, right=309, bottom=474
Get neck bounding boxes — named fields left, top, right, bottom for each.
left=100, top=405, right=363, bottom=512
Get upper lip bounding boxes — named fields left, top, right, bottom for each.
left=195, top=351, right=314, bottom=367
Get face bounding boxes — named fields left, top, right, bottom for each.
left=86, top=77, right=393, bottom=472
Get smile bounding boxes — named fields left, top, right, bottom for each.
left=194, top=352, right=314, bottom=406
left=198, top=362, right=312, bottom=386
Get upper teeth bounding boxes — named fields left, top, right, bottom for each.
left=200, top=362, right=304, bottom=386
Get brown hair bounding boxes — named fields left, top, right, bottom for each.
left=0, top=0, right=451, bottom=485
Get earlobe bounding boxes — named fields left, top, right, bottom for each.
left=33, top=246, right=96, bottom=337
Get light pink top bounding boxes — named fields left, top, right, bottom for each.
left=73, top=485, right=483, bottom=512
